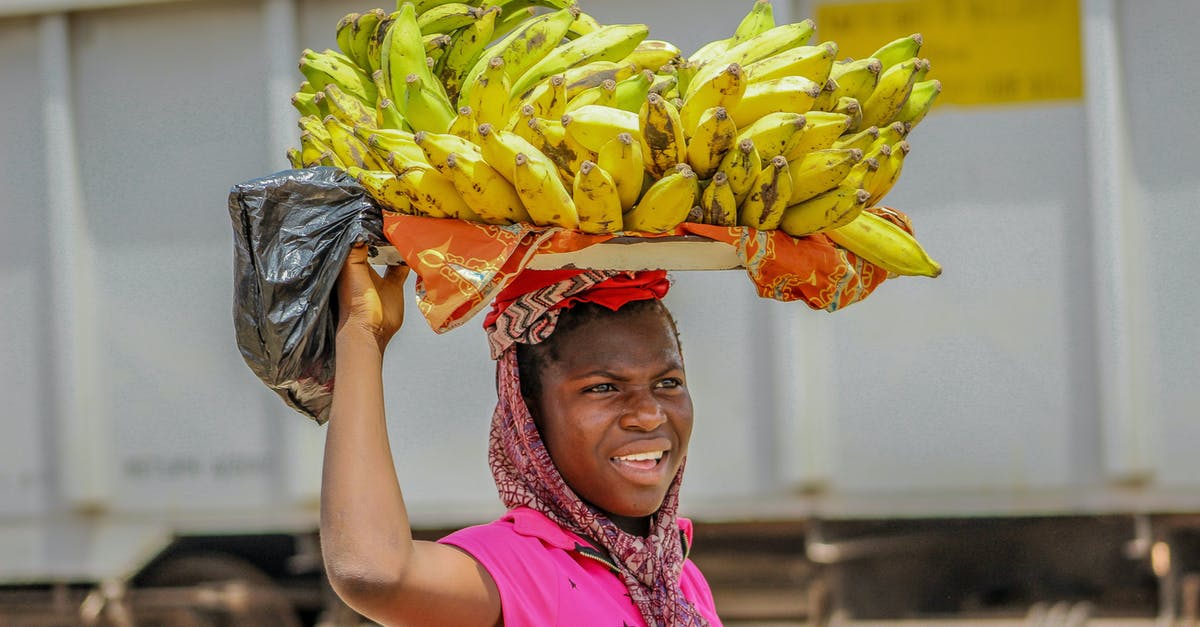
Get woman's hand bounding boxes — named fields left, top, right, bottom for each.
left=336, top=243, right=409, bottom=351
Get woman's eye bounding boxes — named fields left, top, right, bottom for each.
left=587, top=383, right=616, bottom=393
left=656, top=378, right=682, bottom=389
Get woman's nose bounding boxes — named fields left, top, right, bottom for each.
left=620, top=388, right=668, bottom=430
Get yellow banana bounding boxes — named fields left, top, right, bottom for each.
left=679, top=63, right=745, bottom=136
left=622, top=164, right=699, bottom=233
left=865, top=140, right=909, bottom=205
left=742, top=41, right=838, bottom=84
left=287, top=146, right=305, bottom=169
left=870, top=121, right=909, bottom=154
left=685, top=106, right=738, bottom=179
left=779, top=185, right=869, bottom=237
left=299, top=131, right=331, bottom=167
left=298, top=115, right=332, bottom=145
left=383, top=4, right=435, bottom=104
left=424, top=33, right=453, bottom=62
left=516, top=74, right=570, bottom=122
left=510, top=23, right=651, bottom=99
left=824, top=210, right=942, bottom=277
left=788, top=147, right=863, bottom=204
left=572, top=160, right=624, bottom=234
left=292, top=91, right=323, bottom=119
left=648, top=72, right=679, bottom=99
left=786, top=111, right=853, bottom=160
left=562, top=61, right=639, bottom=101
left=447, top=105, right=478, bottom=141
left=437, top=6, right=498, bottom=103
left=639, top=92, right=687, bottom=178
left=476, top=122, right=540, bottom=182
left=467, top=56, right=512, bottom=128
left=699, top=171, right=737, bottom=226
left=715, top=138, right=762, bottom=204
left=524, top=114, right=593, bottom=186
left=739, top=155, right=792, bottom=230
left=612, top=69, right=656, bottom=113
left=395, top=163, right=481, bottom=220
left=299, top=48, right=377, bottom=105
left=364, top=10, right=395, bottom=77
left=832, top=96, right=863, bottom=133
left=401, top=73, right=456, bottom=133
left=443, top=151, right=531, bottom=224
left=356, top=126, right=429, bottom=167
left=567, top=9, right=602, bottom=38
left=687, top=38, right=733, bottom=71
left=597, top=132, right=645, bottom=211
left=323, top=83, right=377, bottom=128
left=412, top=129, right=482, bottom=174
left=325, top=116, right=389, bottom=170
left=686, top=19, right=816, bottom=99
left=870, top=33, right=922, bottom=72
left=831, top=125, right=879, bottom=152
left=732, top=0, right=775, bottom=44
left=912, top=57, right=932, bottom=83
left=459, top=7, right=576, bottom=107
left=625, top=39, right=683, bottom=73
left=895, top=78, right=941, bottom=128
left=512, top=151, right=581, bottom=229
left=315, top=150, right=343, bottom=168
left=348, top=167, right=416, bottom=215
left=859, top=58, right=921, bottom=128
left=814, top=58, right=881, bottom=110
left=416, top=3, right=481, bottom=35
left=335, top=12, right=362, bottom=66
left=565, top=78, right=619, bottom=111
left=735, top=111, right=807, bottom=162
left=561, top=105, right=641, bottom=153
left=728, top=75, right=822, bottom=129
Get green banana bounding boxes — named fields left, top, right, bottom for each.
left=299, top=48, right=377, bottom=105
left=686, top=19, right=816, bottom=99
left=613, top=69, right=657, bottom=112
left=510, top=23, right=651, bottom=98
left=814, top=57, right=881, bottom=110
left=416, top=3, right=482, bottom=35
left=732, top=0, right=775, bottom=44
left=895, top=78, right=941, bottom=128
left=400, top=73, right=456, bottom=133
left=459, top=7, right=576, bottom=107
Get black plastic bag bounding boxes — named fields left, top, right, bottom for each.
left=229, top=167, right=386, bottom=424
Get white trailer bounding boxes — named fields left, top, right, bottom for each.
left=1, top=0, right=1198, bottom=624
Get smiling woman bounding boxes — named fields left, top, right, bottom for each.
left=321, top=247, right=720, bottom=627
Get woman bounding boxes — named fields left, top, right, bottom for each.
left=322, top=244, right=720, bottom=626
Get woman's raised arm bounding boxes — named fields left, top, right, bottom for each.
left=320, top=244, right=500, bottom=626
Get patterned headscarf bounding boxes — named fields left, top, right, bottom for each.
left=483, top=269, right=710, bottom=626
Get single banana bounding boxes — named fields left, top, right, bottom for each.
left=864, top=140, right=909, bottom=205
left=572, top=160, right=624, bottom=233
left=298, top=114, right=332, bottom=145
left=287, top=146, right=305, bottom=169
left=648, top=72, right=679, bottom=99
left=728, top=75, right=822, bottom=129
left=870, top=121, right=909, bottom=153
left=424, top=33, right=453, bottom=60
left=831, top=125, right=878, bottom=152
left=335, top=12, right=361, bottom=67
left=735, top=111, right=807, bottom=162
left=516, top=74, right=570, bottom=122
left=410, top=0, right=466, bottom=14
left=416, top=3, right=481, bottom=35
left=779, top=185, right=869, bottom=237
left=358, top=126, right=429, bottom=167
left=323, top=83, right=377, bottom=127
left=912, top=57, right=932, bottom=83
left=324, top=116, right=389, bottom=171
left=401, top=73, right=456, bottom=133
left=732, top=0, right=775, bottom=44
left=699, top=171, right=737, bottom=226
left=524, top=113, right=592, bottom=186
left=443, top=151, right=531, bottom=224
left=597, top=132, right=645, bottom=211
left=673, top=58, right=698, bottom=96
left=412, top=129, right=482, bottom=174
left=561, top=105, right=641, bottom=153
left=859, top=58, right=921, bottom=128
left=685, top=106, right=738, bottom=179
left=510, top=23, right=651, bottom=98
left=894, top=78, right=941, bottom=128
left=814, top=57, right=881, bottom=110
left=562, top=61, right=639, bottom=100
left=624, top=39, right=683, bottom=73
left=299, top=131, right=331, bottom=167
left=567, top=9, right=602, bottom=38
left=786, top=111, right=853, bottom=160
left=870, top=33, right=922, bottom=72
left=832, top=96, right=863, bottom=132
left=739, top=155, right=792, bottom=230
left=292, top=91, right=323, bottom=119
left=688, top=37, right=733, bottom=70
left=686, top=19, right=816, bottom=99
left=447, top=105, right=478, bottom=140
left=364, top=10, right=396, bottom=76
left=467, top=56, right=512, bottom=128
left=742, top=41, right=838, bottom=84
left=347, top=10, right=386, bottom=74
left=622, top=164, right=699, bottom=233
left=612, top=69, right=657, bottom=113
left=383, top=4, right=435, bottom=105
left=788, top=147, right=863, bottom=204
left=565, top=78, right=619, bottom=111
left=715, top=138, right=762, bottom=204
left=639, top=92, right=687, bottom=178
left=299, top=48, right=377, bottom=105
left=436, top=6, right=498, bottom=102
left=395, top=163, right=482, bottom=220
left=475, top=122, right=540, bottom=182
left=512, top=151, right=581, bottom=229
left=679, top=63, right=745, bottom=137
left=349, top=167, right=416, bottom=215
left=824, top=210, right=942, bottom=277
left=376, top=97, right=409, bottom=132
left=458, top=7, right=576, bottom=107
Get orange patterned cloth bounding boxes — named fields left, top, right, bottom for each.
left=382, top=208, right=914, bottom=334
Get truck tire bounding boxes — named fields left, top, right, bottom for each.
left=137, top=552, right=301, bottom=627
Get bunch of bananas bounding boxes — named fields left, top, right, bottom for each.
left=287, top=0, right=942, bottom=278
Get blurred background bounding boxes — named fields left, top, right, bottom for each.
left=1, top=0, right=1198, bottom=624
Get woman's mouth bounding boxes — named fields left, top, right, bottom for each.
left=610, top=450, right=668, bottom=478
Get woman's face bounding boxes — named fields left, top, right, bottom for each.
left=531, top=304, right=693, bottom=533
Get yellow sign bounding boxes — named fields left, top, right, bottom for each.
left=813, top=0, right=1082, bottom=105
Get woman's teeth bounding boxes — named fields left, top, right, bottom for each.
left=613, top=451, right=664, bottom=462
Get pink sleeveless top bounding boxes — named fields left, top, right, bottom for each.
left=439, top=507, right=722, bottom=626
